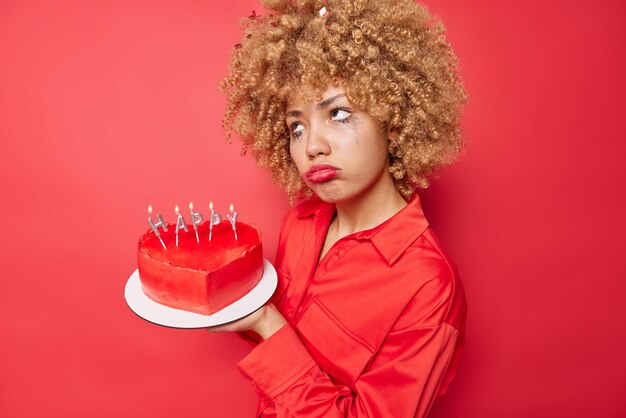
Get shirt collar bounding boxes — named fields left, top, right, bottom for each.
left=294, top=194, right=429, bottom=266
left=295, top=196, right=333, bottom=218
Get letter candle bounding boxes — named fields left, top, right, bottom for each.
left=226, top=204, right=238, bottom=240
left=208, top=201, right=222, bottom=241
left=148, top=205, right=167, bottom=249
left=174, top=205, right=188, bottom=247
left=189, top=202, right=203, bottom=243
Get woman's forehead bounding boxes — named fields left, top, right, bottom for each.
left=286, top=84, right=347, bottom=111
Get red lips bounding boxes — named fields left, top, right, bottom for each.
left=305, top=164, right=339, bottom=183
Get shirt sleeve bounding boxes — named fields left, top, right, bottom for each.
left=236, top=307, right=462, bottom=417
left=236, top=330, right=262, bottom=348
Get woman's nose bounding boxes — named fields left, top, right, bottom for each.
left=306, top=123, right=331, bottom=159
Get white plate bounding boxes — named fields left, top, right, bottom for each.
left=124, top=259, right=277, bottom=328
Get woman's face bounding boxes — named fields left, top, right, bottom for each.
left=286, top=85, right=393, bottom=203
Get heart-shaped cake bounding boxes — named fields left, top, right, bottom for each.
left=137, top=221, right=263, bottom=315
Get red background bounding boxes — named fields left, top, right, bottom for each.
left=1, top=1, right=625, bottom=417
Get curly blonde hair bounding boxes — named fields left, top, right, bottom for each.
left=221, top=0, right=467, bottom=200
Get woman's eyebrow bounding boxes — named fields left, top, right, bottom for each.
left=285, top=94, right=347, bottom=118
left=317, top=94, right=346, bottom=109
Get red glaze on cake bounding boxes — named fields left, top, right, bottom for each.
left=137, top=221, right=263, bottom=315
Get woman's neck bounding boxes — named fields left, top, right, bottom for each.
left=332, top=174, right=407, bottom=237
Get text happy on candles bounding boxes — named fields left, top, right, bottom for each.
left=148, top=203, right=238, bottom=249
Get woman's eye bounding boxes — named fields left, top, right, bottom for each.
left=331, top=109, right=351, bottom=122
left=290, top=122, right=304, bottom=139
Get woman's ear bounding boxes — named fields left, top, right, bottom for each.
left=387, top=126, right=400, bottom=142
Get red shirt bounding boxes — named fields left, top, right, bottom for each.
left=237, top=194, right=467, bottom=417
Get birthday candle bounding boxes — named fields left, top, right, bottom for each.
left=189, top=202, right=203, bottom=243
left=148, top=205, right=167, bottom=249
left=174, top=205, right=188, bottom=247
left=226, top=203, right=238, bottom=240
left=208, top=201, right=222, bottom=241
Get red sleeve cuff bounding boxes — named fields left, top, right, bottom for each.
left=236, top=330, right=262, bottom=347
left=236, top=323, right=316, bottom=398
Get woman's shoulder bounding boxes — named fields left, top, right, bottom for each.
left=393, top=227, right=467, bottom=329
left=402, top=227, right=458, bottom=281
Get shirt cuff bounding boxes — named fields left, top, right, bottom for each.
left=236, top=330, right=262, bottom=347
left=236, top=323, right=316, bottom=398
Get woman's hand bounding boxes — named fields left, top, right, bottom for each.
left=207, top=303, right=287, bottom=340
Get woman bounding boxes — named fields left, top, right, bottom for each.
left=211, top=0, right=468, bottom=416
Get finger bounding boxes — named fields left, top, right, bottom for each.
left=207, top=325, right=229, bottom=333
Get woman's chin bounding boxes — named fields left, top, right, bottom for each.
left=310, top=181, right=345, bottom=203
